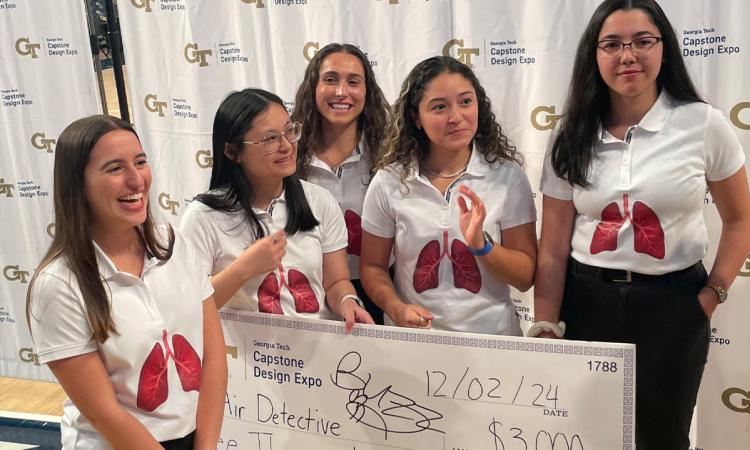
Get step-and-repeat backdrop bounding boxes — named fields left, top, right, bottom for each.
left=2, top=1, right=748, bottom=448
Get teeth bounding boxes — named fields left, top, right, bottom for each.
left=119, top=193, right=143, bottom=202
left=330, top=103, right=351, bottom=110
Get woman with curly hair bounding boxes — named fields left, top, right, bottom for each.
left=291, top=43, right=391, bottom=323
left=359, top=56, right=537, bottom=334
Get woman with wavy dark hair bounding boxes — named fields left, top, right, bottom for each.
left=533, top=1, right=750, bottom=448
left=180, top=88, right=373, bottom=331
left=27, top=115, right=226, bottom=449
left=291, top=43, right=390, bottom=323
left=360, top=56, right=537, bottom=335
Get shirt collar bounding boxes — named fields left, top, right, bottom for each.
left=251, top=190, right=287, bottom=216
left=407, top=143, right=488, bottom=180
left=599, top=91, right=672, bottom=142
left=92, top=240, right=157, bottom=280
left=308, top=140, right=364, bottom=172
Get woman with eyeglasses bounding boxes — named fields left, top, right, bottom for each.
left=532, top=0, right=750, bottom=448
left=290, top=43, right=391, bottom=324
left=180, top=89, right=374, bottom=331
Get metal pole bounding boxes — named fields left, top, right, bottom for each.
left=83, top=0, right=108, bottom=115
left=103, top=0, right=130, bottom=122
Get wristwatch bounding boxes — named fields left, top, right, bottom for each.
left=706, top=285, right=728, bottom=303
left=468, top=231, right=494, bottom=256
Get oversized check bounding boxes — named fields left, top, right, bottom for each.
left=219, top=311, right=635, bottom=450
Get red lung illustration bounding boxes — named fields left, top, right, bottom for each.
left=137, top=329, right=202, bottom=412
left=413, top=231, right=481, bottom=294
left=257, top=264, right=319, bottom=314
left=344, top=210, right=362, bottom=256
left=590, top=193, right=664, bottom=259
left=258, top=272, right=283, bottom=314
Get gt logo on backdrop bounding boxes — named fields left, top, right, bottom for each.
left=303, top=42, right=319, bottom=62
left=47, top=223, right=56, bottom=238
left=3, top=265, right=29, bottom=284
left=31, top=132, right=56, bottom=153
left=15, top=38, right=41, bottom=59
left=0, top=178, right=15, bottom=197
left=158, top=193, right=180, bottom=215
left=737, top=254, right=750, bottom=277
left=531, top=106, right=562, bottom=131
left=130, top=0, right=153, bottom=11
left=19, top=348, right=40, bottom=366
left=241, top=0, right=266, bottom=7
left=730, top=102, right=749, bottom=130
left=144, top=94, right=168, bottom=117
left=722, top=387, right=750, bottom=414
left=442, top=39, right=480, bottom=68
left=196, top=149, right=213, bottom=168
left=184, top=43, right=212, bottom=67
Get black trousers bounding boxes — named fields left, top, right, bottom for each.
left=561, top=258, right=710, bottom=450
left=352, top=278, right=384, bottom=325
left=160, top=430, right=195, bottom=450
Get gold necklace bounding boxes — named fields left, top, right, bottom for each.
left=421, top=164, right=468, bottom=179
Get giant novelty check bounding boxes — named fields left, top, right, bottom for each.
left=219, top=311, right=635, bottom=450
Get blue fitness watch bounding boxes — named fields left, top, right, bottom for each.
left=468, top=231, right=494, bottom=256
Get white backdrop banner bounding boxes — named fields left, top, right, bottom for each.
left=0, top=0, right=102, bottom=381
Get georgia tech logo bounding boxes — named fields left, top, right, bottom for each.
left=19, top=348, right=41, bottom=366
left=3, top=265, right=29, bottom=284
left=730, top=102, right=750, bottom=130
left=303, top=41, right=319, bottom=62
left=31, top=132, right=56, bottom=153
left=144, top=94, right=168, bottom=117
left=158, top=193, right=180, bottom=215
left=240, top=0, right=266, bottom=7
left=184, top=43, right=212, bottom=67
left=47, top=223, right=56, bottom=238
left=15, top=38, right=41, bottom=59
left=722, top=387, right=750, bottom=414
left=196, top=149, right=213, bottom=168
left=226, top=345, right=238, bottom=359
left=130, top=0, right=153, bottom=11
left=738, top=254, right=750, bottom=277
left=0, top=178, right=15, bottom=197
left=442, top=39, right=480, bottom=68
left=531, top=105, right=562, bottom=131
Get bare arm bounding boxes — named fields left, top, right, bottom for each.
left=322, top=248, right=374, bottom=332
left=193, top=297, right=227, bottom=450
left=699, top=168, right=750, bottom=316
left=533, top=195, right=576, bottom=338
left=359, top=231, right=433, bottom=328
left=48, top=353, right=163, bottom=450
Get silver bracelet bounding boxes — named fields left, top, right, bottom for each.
left=340, top=294, right=364, bottom=309
left=527, top=320, right=566, bottom=338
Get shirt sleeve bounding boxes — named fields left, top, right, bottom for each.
left=317, top=188, right=349, bottom=254
left=179, top=201, right=218, bottom=279
left=28, top=270, right=97, bottom=364
left=361, top=170, right=396, bottom=238
left=499, top=163, right=538, bottom=230
left=539, top=135, right=574, bottom=201
left=173, top=228, right=215, bottom=303
left=705, top=106, right=746, bottom=182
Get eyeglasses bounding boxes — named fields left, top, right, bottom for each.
left=242, top=122, right=302, bottom=155
left=596, top=36, right=662, bottom=57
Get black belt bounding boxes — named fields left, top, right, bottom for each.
left=570, top=258, right=701, bottom=284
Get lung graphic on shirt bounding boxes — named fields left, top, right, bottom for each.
left=344, top=209, right=362, bottom=256
left=590, top=193, right=665, bottom=259
left=413, top=230, right=481, bottom=293
left=137, top=329, right=201, bottom=412
left=258, top=263, right=318, bottom=314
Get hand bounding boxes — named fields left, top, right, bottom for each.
left=457, top=184, right=487, bottom=249
left=391, top=303, right=434, bottom=329
left=697, top=287, right=719, bottom=319
left=339, top=300, right=375, bottom=333
left=240, top=230, right=286, bottom=276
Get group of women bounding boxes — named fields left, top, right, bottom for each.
left=24, top=0, right=750, bottom=449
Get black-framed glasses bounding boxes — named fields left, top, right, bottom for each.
left=242, top=122, right=302, bottom=155
left=596, top=36, right=662, bottom=57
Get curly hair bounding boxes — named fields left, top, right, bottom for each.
left=376, top=56, right=520, bottom=183
left=291, top=43, right=390, bottom=176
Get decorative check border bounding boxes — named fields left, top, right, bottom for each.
left=220, top=311, right=635, bottom=450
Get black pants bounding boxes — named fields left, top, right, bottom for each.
left=561, top=258, right=710, bottom=450
left=352, top=278, right=384, bottom=325
left=161, top=430, right=195, bottom=450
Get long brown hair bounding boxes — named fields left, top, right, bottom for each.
left=26, top=115, right=174, bottom=344
left=291, top=43, right=390, bottom=176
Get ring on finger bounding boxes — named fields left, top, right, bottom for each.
left=418, top=316, right=424, bottom=327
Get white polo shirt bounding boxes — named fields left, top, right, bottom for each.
left=362, top=148, right=536, bottom=335
left=29, top=229, right=213, bottom=449
left=541, top=93, right=745, bottom=274
left=179, top=180, right=348, bottom=319
left=305, top=143, right=371, bottom=280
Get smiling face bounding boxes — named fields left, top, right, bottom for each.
left=596, top=8, right=663, bottom=105
left=232, top=102, right=297, bottom=184
left=314, top=52, right=366, bottom=129
left=414, top=71, right=478, bottom=155
left=83, top=129, right=151, bottom=240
